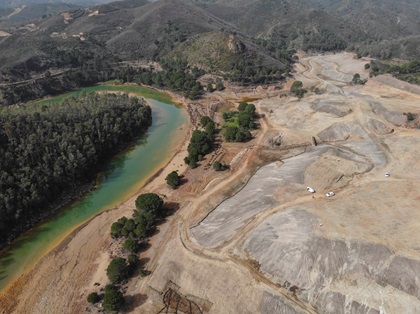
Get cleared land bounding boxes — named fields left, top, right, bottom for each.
left=1, top=52, right=420, bottom=314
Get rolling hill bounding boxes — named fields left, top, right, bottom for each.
left=190, top=0, right=420, bottom=59
left=0, top=0, right=418, bottom=105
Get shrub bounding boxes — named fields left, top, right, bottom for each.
left=213, top=161, right=223, bottom=171
left=124, top=238, right=140, bottom=253
left=87, top=292, right=100, bottom=304
left=165, top=171, right=180, bottom=189
left=291, top=81, right=307, bottom=98
left=405, top=112, right=416, bottom=121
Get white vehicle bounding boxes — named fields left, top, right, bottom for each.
left=326, top=192, right=335, bottom=197
left=306, top=187, right=315, bottom=193
left=385, top=172, right=390, bottom=177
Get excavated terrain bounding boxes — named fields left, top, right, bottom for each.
left=137, top=52, right=420, bottom=314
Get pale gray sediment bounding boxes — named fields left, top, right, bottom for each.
left=243, top=208, right=420, bottom=313
left=190, top=147, right=329, bottom=248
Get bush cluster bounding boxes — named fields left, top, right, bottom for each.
left=111, top=193, right=165, bottom=240
left=222, top=102, right=255, bottom=142
left=290, top=81, right=307, bottom=98
left=88, top=193, right=166, bottom=310
left=184, top=116, right=216, bottom=168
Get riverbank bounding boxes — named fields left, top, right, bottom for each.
left=2, top=182, right=90, bottom=250
left=0, top=86, right=190, bottom=311
left=0, top=123, right=190, bottom=313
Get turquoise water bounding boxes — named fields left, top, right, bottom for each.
left=0, top=85, right=188, bottom=291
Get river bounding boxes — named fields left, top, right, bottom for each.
left=0, top=84, right=188, bottom=291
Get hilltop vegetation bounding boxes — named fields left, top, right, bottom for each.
left=0, top=92, right=151, bottom=247
left=0, top=0, right=293, bottom=105
left=168, top=31, right=290, bottom=84
left=371, top=60, right=420, bottom=85
left=191, top=0, right=420, bottom=60
left=0, top=0, right=419, bottom=105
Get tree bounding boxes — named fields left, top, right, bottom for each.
left=186, top=130, right=213, bottom=163
left=224, top=126, right=239, bottom=142
left=245, top=103, right=256, bottom=115
left=165, top=171, right=180, bottom=189
left=205, top=122, right=215, bottom=135
left=103, top=285, right=125, bottom=312
left=110, top=221, right=124, bottom=239
left=124, top=238, right=140, bottom=253
left=189, top=158, right=198, bottom=169
left=238, top=112, right=252, bottom=129
left=127, top=253, right=139, bottom=266
left=200, top=116, right=212, bottom=127
left=135, top=193, right=164, bottom=214
left=87, top=292, right=101, bottom=304
left=133, top=214, right=154, bottom=237
left=235, top=129, right=252, bottom=142
left=238, top=102, right=248, bottom=111
left=106, top=257, right=129, bottom=283
left=213, top=161, right=223, bottom=171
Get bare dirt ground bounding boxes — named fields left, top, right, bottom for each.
left=1, top=52, right=420, bottom=314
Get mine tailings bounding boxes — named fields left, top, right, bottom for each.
left=0, top=84, right=188, bottom=291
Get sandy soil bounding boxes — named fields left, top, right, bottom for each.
left=2, top=52, right=420, bottom=314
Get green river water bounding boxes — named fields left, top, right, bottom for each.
left=0, top=84, right=188, bottom=291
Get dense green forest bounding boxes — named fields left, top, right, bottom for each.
left=0, top=92, right=152, bottom=247
left=0, top=58, right=204, bottom=106
left=133, top=59, right=204, bottom=99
